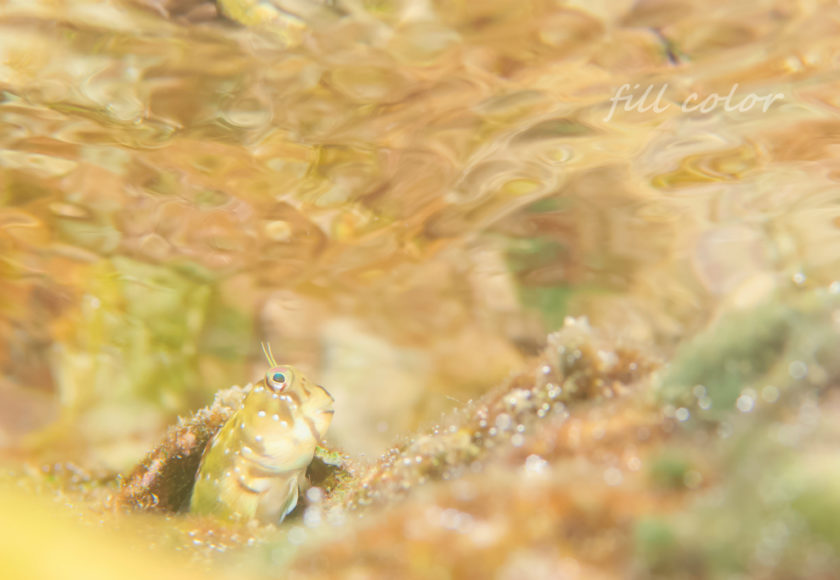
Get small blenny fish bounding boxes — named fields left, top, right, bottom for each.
left=189, top=344, right=334, bottom=523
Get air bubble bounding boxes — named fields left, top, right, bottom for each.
left=736, top=390, right=756, bottom=413
left=440, top=508, right=473, bottom=532
left=761, top=385, right=780, bottom=403
left=525, top=454, right=548, bottom=474
left=495, top=414, right=512, bottom=430
left=788, top=360, right=808, bottom=380
left=303, top=507, right=322, bottom=527
left=604, top=467, right=623, bottom=486
left=287, top=526, right=306, bottom=545
left=684, top=470, right=703, bottom=489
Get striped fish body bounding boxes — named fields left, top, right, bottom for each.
left=189, top=364, right=334, bottom=523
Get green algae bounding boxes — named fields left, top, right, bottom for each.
left=631, top=288, right=840, bottom=577
left=634, top=423, right=840, bottom=579
left=34, top=256, right=255, bottom=468
left=657, top=300, right=793, bottom=415
left=647, top=450, right=697, bottom=490
left=657, top=288, right=840, bottom=421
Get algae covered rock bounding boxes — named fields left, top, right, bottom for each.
left=15, top=296, right=840, bottom=579
left=658, top=288, right=840, bottom=421
left=118, top=384, right=247, bottom=512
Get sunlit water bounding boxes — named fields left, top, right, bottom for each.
left=1, top=0, right=839, bottom=464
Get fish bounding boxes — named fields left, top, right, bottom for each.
left=189, top=344, right=334, bottom=523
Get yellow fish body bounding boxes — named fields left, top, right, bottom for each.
left=190, top=348, right=334, bottom=523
